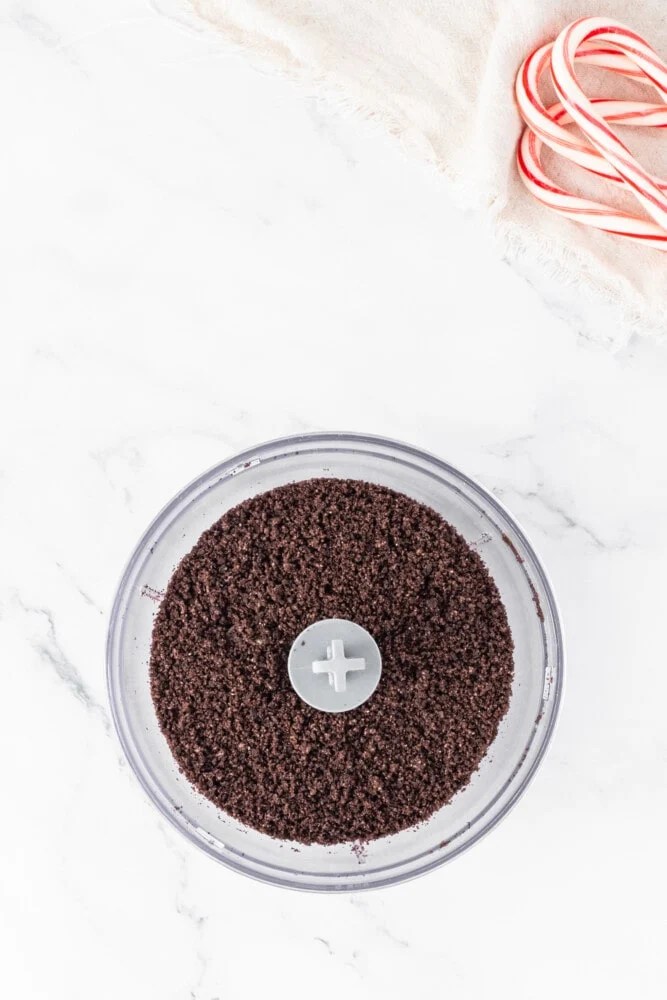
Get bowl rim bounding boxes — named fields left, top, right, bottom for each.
left=106, top=431, right=564, bottom=891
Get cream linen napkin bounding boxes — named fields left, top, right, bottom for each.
left=163, top=0, right=667, bottom=346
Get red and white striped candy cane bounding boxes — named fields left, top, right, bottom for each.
left=515, top=17, right=667, bottom=250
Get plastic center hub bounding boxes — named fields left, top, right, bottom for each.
left=287, top=618, right=382, bottom=713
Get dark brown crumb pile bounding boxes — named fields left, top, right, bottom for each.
left=150, top=479, right=514, bottom=845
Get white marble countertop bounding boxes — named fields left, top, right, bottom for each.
left=2, top=3, right=666, bottom=998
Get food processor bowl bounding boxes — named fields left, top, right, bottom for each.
left=107, top=432, right=563, bottom=891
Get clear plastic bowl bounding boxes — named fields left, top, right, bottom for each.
left=107, top=433, right=563, bottom=891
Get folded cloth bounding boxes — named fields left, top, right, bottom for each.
left=170, top=0, right=667, bottom=347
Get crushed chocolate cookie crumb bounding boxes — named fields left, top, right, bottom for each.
left=502, top=532, right=544, bottom=621
left=150, top=479, right=514, bottom=844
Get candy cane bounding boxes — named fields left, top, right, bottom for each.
left=515, top=17, right=667, bottom=249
